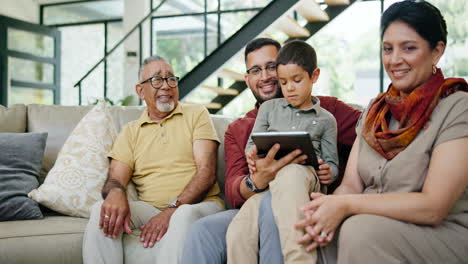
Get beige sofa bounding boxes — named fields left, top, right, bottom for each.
left=0, top=104, right=235, bottom=264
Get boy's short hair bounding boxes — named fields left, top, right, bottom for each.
left=244, top=38, right=281, bottom=63
left=276, top=40, right=317, bottom=77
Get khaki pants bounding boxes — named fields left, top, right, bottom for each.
left=83, top=200, right=222, bottom=264
left=320, top=214, right=468, bottom=264
left=226, top=164, right=321, bottom=264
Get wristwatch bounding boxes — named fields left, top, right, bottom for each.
left=168, top=197, right=182, bottom=208
left=245, top=173, right=268, bottom=193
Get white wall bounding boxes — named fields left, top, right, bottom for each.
left=0, top=0, right=39, bottom=23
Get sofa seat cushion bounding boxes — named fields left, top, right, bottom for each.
left=0, top=216, right=88, bottom=264
left=0, top=216, right=87, bottom=239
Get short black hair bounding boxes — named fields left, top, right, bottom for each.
left=381, top=0, right=447, bottom=49
left=276, top=40, right=317, bottom=77
left=244, top=38, right=281, bottom=63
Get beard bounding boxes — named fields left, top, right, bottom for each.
left=253, top=84, right=283, bottom=104
left=156, top=100, right=175, bottom=113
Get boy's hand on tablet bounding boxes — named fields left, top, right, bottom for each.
left=246, top=147, right=258, bottom=174
left=251, top=144, right=305, bottom=189
left=317, top=159, right=332, bottom=185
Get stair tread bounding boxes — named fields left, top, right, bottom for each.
left=202, top=85, right=239, bottom=96
left=218, top=68, right=245, bottom=81
left=295, top=0, right=329, bottom=22
left=184, top=101, right=223, bottom=109
left=201, top=102, right=222, bottom=109
left=275, top=16, right=311, bottom=38
left=324, top=0, right=350, bottom=5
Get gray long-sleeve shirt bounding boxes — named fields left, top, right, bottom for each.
left=246, top=97, right=339, bottom=181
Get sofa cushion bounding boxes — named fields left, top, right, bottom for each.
left=0, top=216, right=87, bottom=264
left=108, top=105, right=146, bottom=131
left=27, top=104, right=145, bottom=183
left=27, top=104, right=94, bottom=183
left=0, top=132, right=47, bottom=221
left=211, top=114, right=237, bottom=202
left=0, top=104, right=27, bottom=132
left=0, top=215, right=87, bottom=239
left=29, top=102, right=118, bottom=218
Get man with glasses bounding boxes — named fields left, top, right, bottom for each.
left=182, top=38, right=361, bottom=263
left=83, top=55, right=224, bottom=264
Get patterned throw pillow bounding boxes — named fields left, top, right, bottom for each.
left=29, top=102, right=117, bottom=218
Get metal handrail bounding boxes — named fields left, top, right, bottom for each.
left=73, top=0, right=168, bottom=104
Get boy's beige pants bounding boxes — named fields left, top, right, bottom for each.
left=226, top=164, right=321, bottom=264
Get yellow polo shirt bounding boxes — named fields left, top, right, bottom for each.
left=108, top=103, right=223, bottom=210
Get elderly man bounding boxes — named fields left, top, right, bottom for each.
left=83, top=55, right=224, bottom=264
left=181, top=38, right=361, bottom=263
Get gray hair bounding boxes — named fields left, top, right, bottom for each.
left=138, top=55, right=167, bottom=82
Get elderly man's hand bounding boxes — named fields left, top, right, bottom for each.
left=140, top=208, right=176, bottom=248
left=99, top=189, right=132, bottom=238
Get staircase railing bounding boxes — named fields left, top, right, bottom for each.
left=73, top=0, right=168, bottom=105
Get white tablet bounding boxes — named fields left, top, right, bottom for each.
left=251, top=131, right=319, bottom=169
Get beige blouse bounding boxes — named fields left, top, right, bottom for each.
left=356, top=91, right=468, bottom=227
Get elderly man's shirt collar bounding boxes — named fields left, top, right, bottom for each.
left=138, top=103, right=183, bottom=126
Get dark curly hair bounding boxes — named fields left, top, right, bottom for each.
left=381, top=0, right=447, bottom=49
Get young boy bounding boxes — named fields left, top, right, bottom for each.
left=226, top=40, right=338, bottom=264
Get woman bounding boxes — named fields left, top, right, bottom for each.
left=260, top=0, right=468, bottom=263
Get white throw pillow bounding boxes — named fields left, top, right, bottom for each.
left=29, top=102, right=117, bottom=218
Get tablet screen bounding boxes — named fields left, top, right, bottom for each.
left=251, top=131, right=319, bottom=169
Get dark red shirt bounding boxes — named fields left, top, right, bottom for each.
left=224, top=96, right=362, bottom=209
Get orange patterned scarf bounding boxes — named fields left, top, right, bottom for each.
left=362, top=68, right=467, bottom=159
